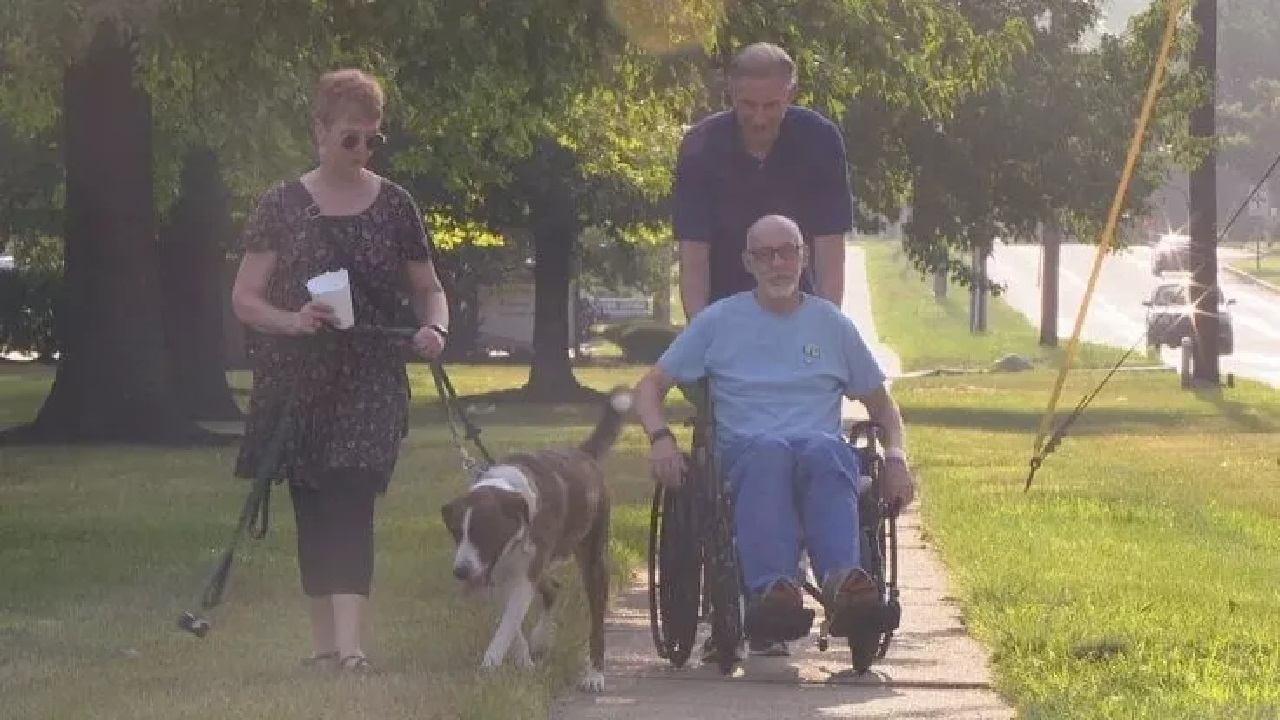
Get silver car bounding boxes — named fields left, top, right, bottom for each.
left=1143, top=276, right=1235, bottom=355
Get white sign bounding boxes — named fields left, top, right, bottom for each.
left=592, top=296, right=652, bottom=321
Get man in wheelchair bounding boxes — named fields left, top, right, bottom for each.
left=633, top=214, right=917, bottom=656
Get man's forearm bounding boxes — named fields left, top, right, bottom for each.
left=861, top=385, right=907, bottom=452
left=814, top=234, right=846, bottom=308
left=680, top=278, right=707, bottom=321
left=678, top=241, right=710, bottom=319
left=633, top=371, right=674, bottom=435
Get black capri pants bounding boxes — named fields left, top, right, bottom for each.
left=288, top=477, right=381, bottom=598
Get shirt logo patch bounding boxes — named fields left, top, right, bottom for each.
left=803, top=344, right=822, bottom=362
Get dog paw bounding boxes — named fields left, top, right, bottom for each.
left=577, top=669, right=605, bottom=694
left=480, top=651, right=505, bottom=669
left=529, top=620, right=554, bottom=660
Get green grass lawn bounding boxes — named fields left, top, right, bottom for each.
left=5, top=242, right=1278, bottom=719
left=864, top=240, right=1280, bottom=717
left=1229, top=253, right=1280, bottom=284
left=859, top=239, right=1158, bottom=373
left=0, top=362, right=672, bottom=720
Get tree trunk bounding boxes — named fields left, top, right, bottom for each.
left=159, top=146, right=242, bottom=421
left=653, top=249, right=673, bottom=324
left=0, top=22, right=228, bottom=446
left=524, top=217, right=588, bottom=399
left=1039, top=221, right=1061, bottom=347
left=968, top=242, right=990, bottom=334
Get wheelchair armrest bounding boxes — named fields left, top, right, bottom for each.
left=845, top=419, right=886, bottom=452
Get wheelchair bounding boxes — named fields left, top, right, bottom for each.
left=647, top=380, right=902, bottom=676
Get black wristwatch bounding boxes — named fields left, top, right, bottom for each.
left=427, top=323, right=449, bottom=339
left=647, top=427, right=676, bottom=446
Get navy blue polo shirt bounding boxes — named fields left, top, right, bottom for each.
left=671, top=106, right=853, bottom=302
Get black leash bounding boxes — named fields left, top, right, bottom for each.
left=428, top=359, right=494, bottom=475
left=348, top=326, right=493, bottom=476
left=178, top=344, right=314, bottom=636
left=179, top=325, right=492, bottom=637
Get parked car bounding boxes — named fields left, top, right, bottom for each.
left=1143, top=275, right=1234, bottom=355
left=1150, top=233, right=1191, bottom=275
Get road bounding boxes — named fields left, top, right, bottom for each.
left=989, top=241, right=1280, bottom=388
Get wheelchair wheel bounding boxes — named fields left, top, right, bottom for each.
left=696, top=448, right=743, bottom=675
left=877, top=513, right=902, bottom=659
left=844, top=420, right=904, bottom=670
left=647, top=482, right=702, bottom=668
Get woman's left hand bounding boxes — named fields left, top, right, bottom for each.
left=412, top=325, right=446, bottom=360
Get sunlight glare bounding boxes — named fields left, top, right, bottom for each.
left=605, top=0, right=724, bottom=55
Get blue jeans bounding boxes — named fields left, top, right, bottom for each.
left=722, top=434, right=863, bottom=597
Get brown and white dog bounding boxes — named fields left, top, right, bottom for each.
left=440, top=386, right=631, bottom=693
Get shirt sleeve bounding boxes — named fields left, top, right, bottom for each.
left=390, top=185, right=436, bottom=263
left=671, top=127, right=712, bottom=243
left=807, top=123, right=854, bottom=238
left=240, top=185, right=286, bottom=253
left=657, top=304, right=718, bottom=383
left=836, top=310, right=886, bottom=398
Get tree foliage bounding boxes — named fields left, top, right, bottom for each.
left=1217, top=0, right=1280, bottom=193
left=894, top=0, right=1209, bottom=286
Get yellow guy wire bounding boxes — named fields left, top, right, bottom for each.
left=1033, top=0, right=1186, bottom=456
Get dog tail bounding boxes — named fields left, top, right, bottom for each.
left=579, top=385, right=634, bottom=460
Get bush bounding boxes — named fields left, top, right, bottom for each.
left=604, top=320, right=682, bottom=364
left=0, top=236, right=62, bottom=359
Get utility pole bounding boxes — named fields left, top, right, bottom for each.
left=1039, top=222, right=1061, bottom=346
left=1188, top=0, right=1220, bottom=383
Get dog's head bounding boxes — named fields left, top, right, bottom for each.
left=440, top=483, right=531, bottom=595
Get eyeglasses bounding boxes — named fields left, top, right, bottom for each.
left=341, top=132, right=387, bottom=152
left=745, top=244, right=802, bottom=263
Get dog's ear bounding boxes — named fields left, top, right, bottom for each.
left=498, top=492, right=530, bottom=526
left=440, top=499, right=464, bottom=540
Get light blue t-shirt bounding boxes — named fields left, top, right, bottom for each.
left=658, top=291, right=886, bottom=450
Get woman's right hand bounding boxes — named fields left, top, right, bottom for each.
left=289, top=301, right=337, bottom=335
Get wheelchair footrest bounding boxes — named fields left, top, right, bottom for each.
left=744, top=605, right=815, bottom=643
left=884, top=598, right=902, bottom=632
left=829, top=599, right=900, bottom=640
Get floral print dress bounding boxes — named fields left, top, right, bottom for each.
left=233, top=178, right=435, bottom=493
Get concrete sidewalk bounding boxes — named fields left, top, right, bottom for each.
left=552, top=245, right=1014, bottom=719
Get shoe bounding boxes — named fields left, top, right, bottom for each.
left=749, top=638, right=790, bottom=657
left=700, top=635, right=717, bottom=664
left=301, top=650, right=339, bottom=667
left=823, top=568, right=881, bottom=639
left=744, top=578, right=813, bottom=643
left=337, top=654, right=378, bottom=675
left=754, top=578, right=804, bottom=614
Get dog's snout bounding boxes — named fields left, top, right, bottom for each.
left=453, top=564, right=472, bottom=581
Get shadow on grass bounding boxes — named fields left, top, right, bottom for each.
left=1192, top=387, right=1277, bottom=434
left=903, top=405, right=1278, bottom=436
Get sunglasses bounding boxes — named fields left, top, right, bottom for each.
left=341, top=131, right=387, bottom=152
left=746, top=244, right=802, bottom=263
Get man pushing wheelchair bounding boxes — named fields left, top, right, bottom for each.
left=633, top=214, right=918, bottom=659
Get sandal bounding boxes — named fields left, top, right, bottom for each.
left=338, top=654, right=378, bottom=675
left=301, top=651, right=339, bottom=667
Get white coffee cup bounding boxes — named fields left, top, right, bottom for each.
left=305, top=268, right=355, bottom=330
